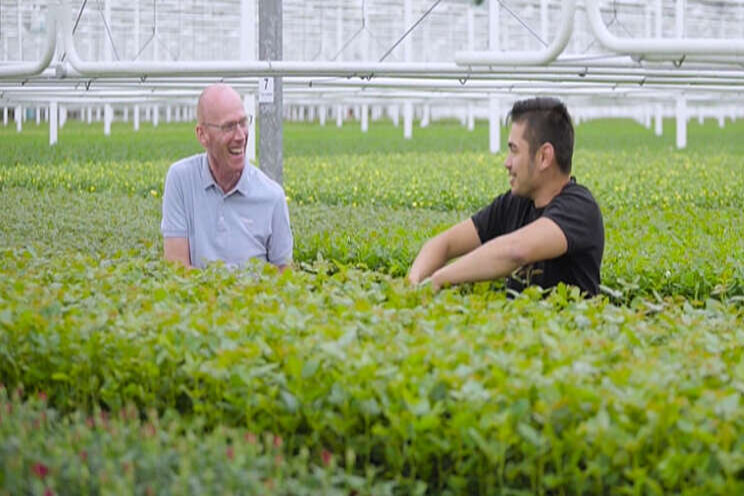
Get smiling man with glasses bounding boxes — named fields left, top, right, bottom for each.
left=161, top=83, right=293, bottom=270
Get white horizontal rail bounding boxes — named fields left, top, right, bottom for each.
left=0, top=6, right=57, bottom=78
left=586, top=0, right=744, bottom=58
left=454, top=0, right=576, bottom=66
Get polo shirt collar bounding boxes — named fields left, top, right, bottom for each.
left=199, top=154, right=255, bottom=195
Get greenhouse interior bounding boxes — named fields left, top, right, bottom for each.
left=2, top=0, right=744, bottom=494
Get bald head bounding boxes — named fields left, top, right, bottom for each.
left=197, top=84, right=243, bottom=124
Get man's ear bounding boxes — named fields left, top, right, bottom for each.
left=195, top=125, right=208, bottom=148
left=538, top=142, right=555, bottom=171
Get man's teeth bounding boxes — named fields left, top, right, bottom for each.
left=229, top=148, right=243, bottom=155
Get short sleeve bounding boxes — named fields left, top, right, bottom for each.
left=267, top=192, right=293, bottom=266
left=161, top=166, right=188, bottom=238
left=543, top=188, right=602, bottom=254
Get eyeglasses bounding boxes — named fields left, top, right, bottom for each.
left=201, top=115, right=253, bottom=134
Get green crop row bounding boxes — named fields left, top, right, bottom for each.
left=2, top=188, right=742, bottom=301
left=1, top=249, right=743, bottom=493
left=0, top=388, right=402, bottom=496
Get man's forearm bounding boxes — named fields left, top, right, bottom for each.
left=408, top=239, right=449, bottom=284
left=430, top=241, right=520, bottom=290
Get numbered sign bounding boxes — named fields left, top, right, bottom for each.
left=258, top=77, right=274, bottom=103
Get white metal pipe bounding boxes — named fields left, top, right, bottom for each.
left=654, top=103, right=663, bottom=136
left=586, top=0, right=744, bottom=57
left=134, top=104, right=140, bottom=131
left=455, top=0, right=575, bottom=65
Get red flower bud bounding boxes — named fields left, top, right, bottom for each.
left=321, top=449, right=332, bottom=467
left=32, top=462, right=49, bottom=479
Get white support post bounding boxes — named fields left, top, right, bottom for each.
left=166, top=106, right=172, bottom=123
left=123, top=107, right=129, bottom=122
left=467, top=103, right=475, bottom=131
left=676, top=96, right=687, bottom=149
left=489, top=96, right=500, bottom=154
left=104, top=104, right=112, bottom=136
left=308, top=106, right=316, bottom=123
left=3, top=107, right=7, bottom=126
left=49, top=102, right=58, bottom=146
left=15, top=106, right=22, bottom=132
left=60, top=106, right=67, bottom=128
left=319, top=106, right=327, bottom=126
left=361, top=104, right=369, bottom=133
left=86, top=107, right=92, bottom=124
left=336, top=104, right=343, bottom=127
left=96, top=107, right=101, bottom=121
left=420, top=105, right=430, bottom=128
left=717, top=113, right=725, bottom=128
left=134, top=104, right=140, bottom=131
left=243, top=93, right=257, bottom=162
left=153, top=105, right=159, bottom=127
left=36, top=107, right=41, bottom=125
left=391, top=105, right=400, bottom=127
left=654, top=104, right=663, bottom=136
left=403, top=102, right=413, bottom=140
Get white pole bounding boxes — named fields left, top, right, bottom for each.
left=489, top=96, right=500, bottom=154
left=467, top=103, right=475, bottom=131
left=15, top=106, right=22, bottom=132
left=60, top=106, right=67, bottom=128
left=676, top=96, right=687, bottom=149
left=134, top=104, right=140, bottom=131
left=49, top=102, right=58, bottom=145
left=36, top=106, right=41, bottom=125
left=654, top=103, right=663, bottom=136
left=96, top=107, right=101, bottom=121
left=420, top=104, right=430, bottom=128
left=3, top=107, right=7, bottom=126
left=404, top=102, right=413, bottom=140
left=166, top=106, right=172, bottom=123
left=717, top=113, right=724, bottom=128
left=153, top=105, right=159, bottom=127
left=87, top=106, right=92, bottom=124
left=675, top=0, right=685, bottom=38
left=540, top=0, right=549, bottom=43
left=123, top=107, right=128, bottom=122
left=361, top=104, right=369, bottom=133
left=336, top=104, right=343, bottom=127
left=319, top=106, right=327, bottom=126
left=403, top=0, right=413, bottom=139
left=104, top=104, right=112, bottom=135
left=489, top=0, right=501, bottom=153
left=243, top=94, right=256, bottom=161
left=17, top=0, right=23, bottom=61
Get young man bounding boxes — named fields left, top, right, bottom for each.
left=408, top=97, right=604, bottom=296
left=161, top=83, right=293, bottom=270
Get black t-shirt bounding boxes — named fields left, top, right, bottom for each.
left=471, top=178, right=604, bottom=296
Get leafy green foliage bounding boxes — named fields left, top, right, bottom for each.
left=1, top=117, right=743, bottom=493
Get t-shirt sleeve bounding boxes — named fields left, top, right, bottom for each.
left=543, top=189, right=601, bottom=254
left=267, top=192, right=293, bottom=266
left=471, top=193, right=508, bottom=244
left=160, top=166, right=188, bottom=238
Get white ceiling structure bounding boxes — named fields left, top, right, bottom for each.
left=1, top=0, right=744, bottom=147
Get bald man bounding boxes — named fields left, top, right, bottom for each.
left=161, top=84, right=293, bottom=270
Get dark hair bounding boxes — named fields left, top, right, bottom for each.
left=508, top=97, right=574, bottom=174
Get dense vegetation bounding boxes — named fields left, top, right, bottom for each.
left=1, top=117, right=743, bottom=494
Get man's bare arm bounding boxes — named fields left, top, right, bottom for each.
left=408, top=219, right=482, bottom=285
left=164, top=237, right=191, bottom=267
left=429, top=217, right=568, bottom=290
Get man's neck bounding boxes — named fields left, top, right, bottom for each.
left=208, top=158, right=241, bottom=194
left=533, top=174, right=571, bottom=208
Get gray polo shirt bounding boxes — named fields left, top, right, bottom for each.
left=161, top=153, right=293, bottom=269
